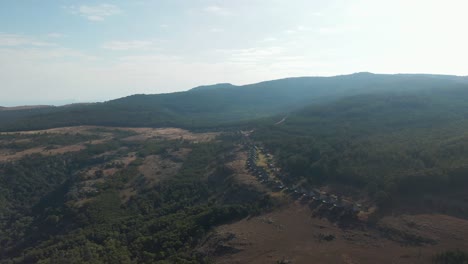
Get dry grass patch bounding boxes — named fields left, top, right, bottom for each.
left=121, top=127, right=219, bottom=142
left=226, top=150, right=269, bottom=193
left=138, top=155, right=182, bottom=186
left=211, top=203, right=468, bottom=264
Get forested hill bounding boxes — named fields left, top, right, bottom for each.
left=1, top=72, right=468, bottom=131
left=189, top=83, right=235, bottom=92
left=252, top=86, right=468, bottom=216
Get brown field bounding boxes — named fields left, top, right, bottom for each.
left=0, top=145, right=87, bottom=162
left=0, top=126, right=217, bottom=162
left=226, top=149, right=270, bottom=193
left=82, top=152, right=138, bottom=179
left=0, top=126, right=218, bottom=141
left=121, top=127, right=219, bottom=142
left=209, top=203, right=468, bottom=264
left=138, top=154, right=183, bottom=186
left=203, top=147, right=468, bottom=264
left=0, top=126, right=216, bottom=207
left=0, top=126, right=94, bottom=135
left=2, top=127, right=467, bottom=263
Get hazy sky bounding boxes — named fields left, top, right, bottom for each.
left=1, top=0, right=467, bottom=106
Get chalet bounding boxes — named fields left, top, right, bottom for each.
left=274, top=184, right=284, bottom=191
left=339, top=201, right=353, bottom=212
left=291, top=189, right=302, bottom=199
left=309, top=191, right=319, bottom=199
left=330, top=195, right=338, bottom=205
left=332, top=200, right=344, bottom=209
left=320, top=194, right=331, bottom=204
left=352, top=203, right=362, bottom=213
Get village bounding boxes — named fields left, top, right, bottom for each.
left=244, top=142, right=371, bottom=226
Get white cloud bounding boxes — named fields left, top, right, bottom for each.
left=159, top=24, right=169, bottom=29
left=67, top=4, right=122, bottom=21
left=30, top=41, right=57, bottom=47
left=0, top=42, right=323, bottom=105
left=101, top=40, right=159, bottom=51
left=0, top=33, right=32, bottom=46
left=203, top=5, right=231, bottom=16
left=0, top=33, right=56, bottom=47
left=0, top=46, right=97, bottom=62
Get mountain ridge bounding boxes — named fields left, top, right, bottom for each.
left=1, top=72, right=468, bottom=132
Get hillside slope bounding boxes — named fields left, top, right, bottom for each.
left=1, top=73, right=467, bottom=131
left=0, top=127, right=271, bottom=263
left=252, top=86, right=468, bottom=217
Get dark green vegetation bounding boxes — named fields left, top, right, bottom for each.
left=0, top=132, right=101, bottom=151
left=252, top=87, right=468, bottom=216
left=2, top=73, right=468, bottom=262
left=0, top=107, right=57, bottom=129
left=0, top=131, right=273, bottom=263
left=2, top=73, right=468, bottom=131
left=434, top=250, right=468, bottom=264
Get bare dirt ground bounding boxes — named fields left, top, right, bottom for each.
left=138, top=154, right=183, bottom=186
left=226, top=149, right=269, bottom=193
left=0, top=145, right=87, bottom=162
left=0, top=140, right=111, bottom=162
left=0, top=126, right=95, bottom=135
left=209, top=203, right=468, bottom=264
left=121, top=127, right=219, bottom=142
left=0, top=126, right=217, bottom=162
left=205, top=147, right=468, bottom=264
left=0, top=125, right=216, bottom=207
left=0, top=126, right=218, bottom=141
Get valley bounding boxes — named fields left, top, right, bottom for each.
left=211, top=203, right=468, bottom=264
left=1, top=73, right=468, bottom=263
left=202, top=143, right=468, bottom=263
left=0, top=126, right=255, bottom=263
left=1, top=122, right=468, bottom=263
left=4, top=1, right=468, bottom=262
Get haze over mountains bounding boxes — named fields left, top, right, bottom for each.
left=4, top=0, right=468, bottom=262
left=1, top=72, right=468, bottom=132
left=2, top=72, right=468, bottom=263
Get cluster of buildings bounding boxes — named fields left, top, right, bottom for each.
left=245, top=143, right=364, bottom=221
left=246, top=145, right=285, bottom=190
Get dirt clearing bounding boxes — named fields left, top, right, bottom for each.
left=0, top=126, right=217, bottom=162
left=0, top=126, right=219, bottom=142
left=138, top=154, right=183, bottom=186
left=209, top=203, right=468, bottom=264
left=226, top=149, right=270, bottom=193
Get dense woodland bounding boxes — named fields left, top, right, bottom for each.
left=433, top=250, right=468, bottom=264
left=0, top=133, right=274, bottom=263
left=2, top=73, right=468, bottom=262
left=253, top=88, right=468, bottom=216
left=2, top=73, right=468, bottom=132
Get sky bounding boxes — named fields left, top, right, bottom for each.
left=1, top=0, right=468, bottom=106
